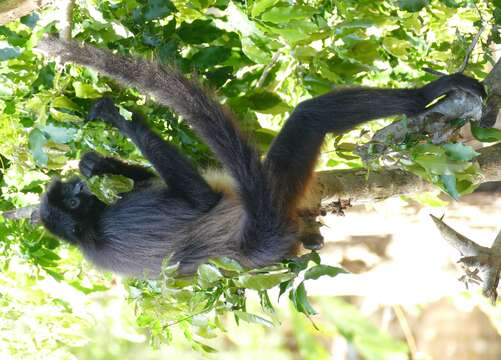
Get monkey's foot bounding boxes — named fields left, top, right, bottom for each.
left=88, top=98, right=121, bottom=123
left=79, top=151, right=109, bottom=178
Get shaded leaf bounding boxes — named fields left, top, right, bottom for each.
left=178, top=20, right=225, bottom=44
left=399, top=0, right=430, bottom=12
left=304, top=265, right=347, bottom=281
left=144, top=0, right=175, bottom=20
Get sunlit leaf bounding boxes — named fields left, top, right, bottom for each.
left=73, top=81, right=103, bottom=99
left=197, top=263, right=223, bottom=288
left=210, top=257, right=244, bottom=272
left=28, top=128, right=48, bottom=166
left=443, top=143, right=479, bottom=161
left=234, top=311, right=274, bottom=327
left=289, top=282, right=317, bottom=316
left=235, top=272, right=295, bottom=290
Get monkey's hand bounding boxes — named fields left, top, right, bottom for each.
left=420, top=73, right=485, bottom=105
left=79, top=151, right=111, bottom=178
left=88, top=98, right=123, bottom=126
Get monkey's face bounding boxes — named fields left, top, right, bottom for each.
left=40, top=178, right=104, bottom=244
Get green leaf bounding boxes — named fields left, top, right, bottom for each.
left=178, top=20, right=225, bottom=44
left=495, top=8, right=501, bottom=26
left=413, top=154, right=470, bottom=175
left=144, top=0, right=175, bottom=21
left=251, top=0, right=280, bottom=17
left=41, top=124, right=77, bottom=144
left=265, top=20, right=319, bottom=43
left=289, top=251, right=321, bottom=273
left=21, top=12, right=40, bottom=28
left=471, top=122, right=501, bottom=142
left=197, top=263, right=223, bottom=288
left=443, top=143, right=479, bottom=161
left=191, top=46, right=231, bottom=70
left=259, top=290, right=276, bottom=314
left=261, top=5, right=317, bottom=24
left=209, top=257, right=244, bottom=272
left=86, top=175, right=134, bottom=204
left=304, top=265, right=347, bottom=281
left=0, top=42, right=21, bottom=61
left=32, top=62, right=55, bottom=90
left=29, top=128, right=48, bottom=166
left=289, top=282, right=317, bottom=316
left=73, top=81, right=102, bottom=99
left=235, top=271, right=295, bottom=290
left=441, top=174, right=460, bottom=200
left=52, top=96, right=80, bottom=112
left=241, top=36, right=273, bottom=64
left=398, top=0, right=430, bottom=12
left=241, top=91, right=286, bottom=111
left=234, top=311, right=274, bottom=327
left=382, top=37, right=409, bottom=57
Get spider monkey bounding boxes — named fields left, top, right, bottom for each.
left=37, top=36, right=484, bottom=277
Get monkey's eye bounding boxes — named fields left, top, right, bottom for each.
left=73, top=224, right=82, bottom=235
left=68, top=197, right=80, bottom=210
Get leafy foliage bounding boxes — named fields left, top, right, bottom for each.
left=128, top=253, right=346, bottom=350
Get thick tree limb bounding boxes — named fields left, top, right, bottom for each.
left=300, top=141, right=501, bottom=208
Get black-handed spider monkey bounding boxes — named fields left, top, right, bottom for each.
left=37, top=36, right=484, bottom=277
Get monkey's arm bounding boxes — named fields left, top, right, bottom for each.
left=88, top=99, right=220, bottom=210
left=264, top=74, right=485, bottom=215
left=37, top=37, right=272, bottom=222
left=79, top=151, right=155, bottom=181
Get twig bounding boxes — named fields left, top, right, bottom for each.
left=257, top=52, right=281, bottom=88
left=457, top=25, right=485, bottom=73
left=423, top=67, right=447, bottom=76
left=392, top=305, right=417, bottom=360
left=2, top=205, right=40, bottom=224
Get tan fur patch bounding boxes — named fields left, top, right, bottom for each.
left=202, top=168, right=237, bottom=197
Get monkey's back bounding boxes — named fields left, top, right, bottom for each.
left=87, top=186, right=246, bottom=277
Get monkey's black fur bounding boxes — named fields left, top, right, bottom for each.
left=37, top=37, right=485, bottom=277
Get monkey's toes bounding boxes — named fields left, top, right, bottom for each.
left=87, top=98, right=119, bottom=122
left=79, top=151, right=106, bottom=177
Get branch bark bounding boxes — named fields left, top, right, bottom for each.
left=0, top=0, right=51, bottom=25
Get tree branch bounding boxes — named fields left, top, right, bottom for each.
left=0, top=0, right=52, bottom=25
left=431, top=215, right=501, bottom=304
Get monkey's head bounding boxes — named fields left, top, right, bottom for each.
left=40, top=178, right=105, bottom=244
